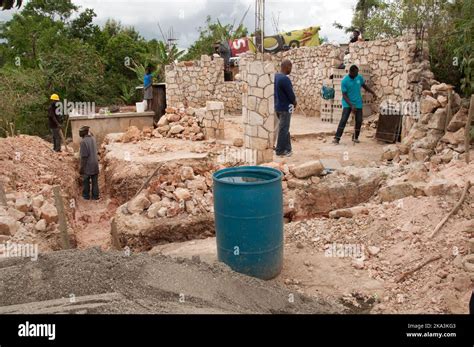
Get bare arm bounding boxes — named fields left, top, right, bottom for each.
left=362, top=83, right=376, bottom=97
left=343, top=92, right=355, bottom=111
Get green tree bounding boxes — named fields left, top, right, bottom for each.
left=183, top=16, right=248, bottom=61
left=339, top=0, right=473, bottom=95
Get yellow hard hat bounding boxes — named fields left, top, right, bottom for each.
left=50, top=94, right=60, bottom=101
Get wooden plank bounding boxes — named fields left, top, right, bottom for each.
left=0, top=182, right=7, bottom=206
left=466, top=95, right=474, bottom=164
left=110, top=217, right=121, bottom=250
left=0, top=293, right=123, bottom=314
left=444, top=88, right=452, bottom=132
left=53, top=186, right=71, bottom=249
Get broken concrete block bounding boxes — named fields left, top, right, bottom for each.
left=420, top=95, right=440, bottom=114
left=409, top=148, right=432, bottom=162
left=447, top=107, right=468, bottom=132
left=127, top=194, right=151, bottom=214
left=14, top=197, right=31, bottom=213
left=166, top=113, right=181, bottom=123
left=40, top=202, right=58, bottom=224
left=0, top=216, right=18, bottom=235
left=379, top=183, right=415, bottom=202
left=31, top=195, right=45, bottom=208
left=174, top=188, right=192, bottom=201
left=437, top=95, right=448, bottom=107
left=431, top=83, right=450, bottom=96
left=157, top=116, right=169, bottom=126
left=180, top=166, right=195, bottom=181
left=147, top=203, right=162, bottom=219
left=329, top=206, right=369, bottom=219
left=121, top=126, right=141, bottom=143
left=149, top=194, right=161, bottom=204
left=169, top=125, right=185, bottom=134
left=290, top=160, right=324, bottom=179
left=427, top=108, right=447, bottom=130
left=7, top=208, right=25, bottom=221
left=424, top=179, right=457, bottom=196
left=367, top=246, right=380, bottom=256
left=35, top=219, right=47, bottom=232
left=381, top=145, right=399, bottom=161
left=287, top=178, right=310, bottom=189
left=440, top=128, right=464, bottom=145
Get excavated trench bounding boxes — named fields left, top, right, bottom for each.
left=100, top=135, right=386, bottom=252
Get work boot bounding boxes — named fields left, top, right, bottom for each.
left=332, top=138, right=340, bottom=145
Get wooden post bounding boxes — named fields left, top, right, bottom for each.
left=110, top=217, right=121, bottom=250
left=444, top=88, right=453, bottom=133
left=0, top=182, right=7, bottom=206
left=466, top=95, right=474, bottom=164
left=53, top=186, right=71, bottom=249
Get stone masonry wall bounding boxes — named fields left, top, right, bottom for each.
left=165, top=55, right=242, bottom=113
left=240, top=58, right=278, bottom=164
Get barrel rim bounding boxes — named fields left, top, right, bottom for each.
left=213, top=166, right=282, bottom=186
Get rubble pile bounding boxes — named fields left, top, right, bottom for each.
left=125, top=165, right=216, bottom=218
left=383, top=82, right=470, bottom=164
left=0, top=136, right=79, bottom=251
left=153, top=107, right=206, bottom=141
left=0, top=135, right=78, bottom=196
left=284, top=159, right=473, bottom=313
left=263, top=161, right=389, bottom=219
left=120, top=107, right=206, bottom=144
left=0, top=191, right=76, bottom=251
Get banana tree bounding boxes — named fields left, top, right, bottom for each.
left=154, top=41, right=184, bottom=82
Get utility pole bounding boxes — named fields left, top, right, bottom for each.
left=255, top=0, right=265, bottom=60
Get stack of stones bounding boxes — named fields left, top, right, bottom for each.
left=195, top=101, right=225, bottom=140
left=151, top=107, right=205, bottom=141
left=240, top=58, right=278, bottom=164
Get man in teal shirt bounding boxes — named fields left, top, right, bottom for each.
left=333, top=65, right=376, bottom=144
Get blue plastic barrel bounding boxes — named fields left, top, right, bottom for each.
left=213, top=166, right=283, bottom=280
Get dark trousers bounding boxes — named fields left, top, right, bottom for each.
left=82, top=174, right=99, bottom=200
left=335, top=107, right=363, bottom=140
left=51, top=128, right=61, bottom=152
left=275, top=111, right=292, bottom=155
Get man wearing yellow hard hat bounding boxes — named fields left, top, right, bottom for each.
left=48, top=93, right=62, bottom=152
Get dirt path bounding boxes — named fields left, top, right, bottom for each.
left=74, top=169, right=116, bottom=250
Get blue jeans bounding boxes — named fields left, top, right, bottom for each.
left=335, top=107, right=363, bottom=140
left=83, top=174, right=99, bottom=200
left=275, top=111, right=292, bottom=155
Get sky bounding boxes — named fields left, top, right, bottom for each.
left=0, top=0, right=357, bottom=49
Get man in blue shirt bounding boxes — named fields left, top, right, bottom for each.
left=333, top=65, right=376, bottom=144
left=143, top=66, right=153, bottom=111
left=274, top=59, right=297, bottom=157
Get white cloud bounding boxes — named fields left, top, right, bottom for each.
left=0, top=0, right=358, bottom=48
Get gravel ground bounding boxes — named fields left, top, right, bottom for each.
left=0, top=247, right=344, bottom=314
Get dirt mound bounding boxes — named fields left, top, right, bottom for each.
left=0, top=247, right=343, bottom=314
left=284, top=161, right=474, bottom=313
left=0, top=135, right=78, bottom=197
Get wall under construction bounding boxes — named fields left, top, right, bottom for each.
left=165, top=55, right=242, bottom=113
